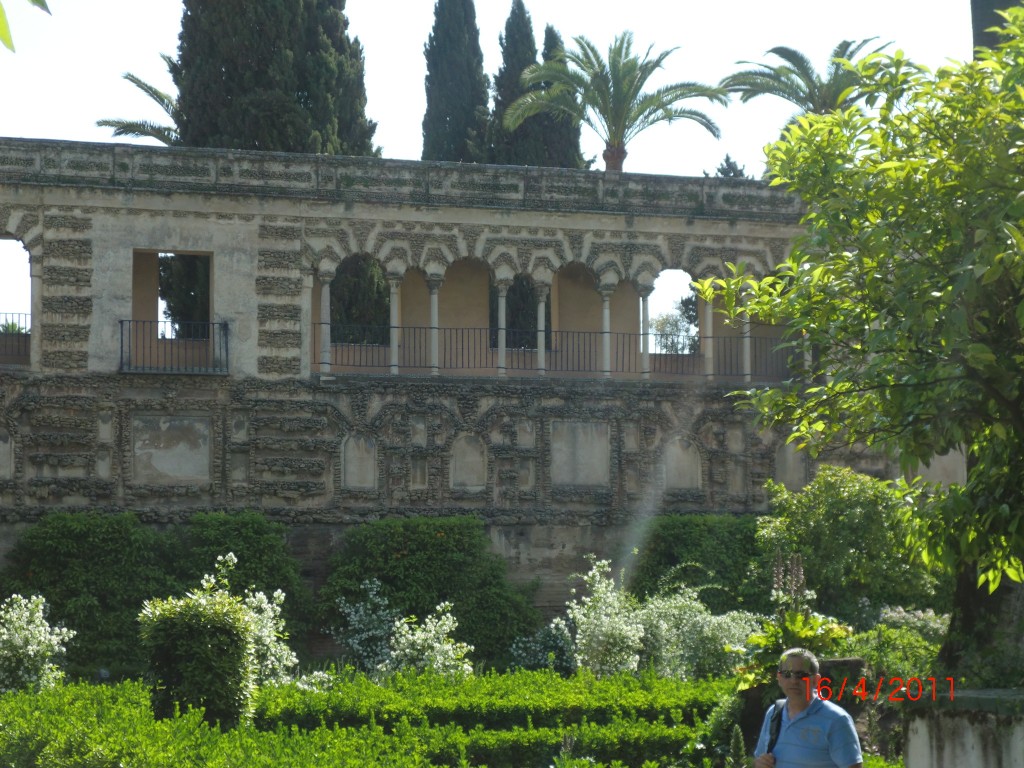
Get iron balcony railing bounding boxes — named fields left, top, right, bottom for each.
left=119, top=320, right=229, bottom=374
left=0, top=312, right=30, bottom=366
left=317, top=324, right=794, bottom=380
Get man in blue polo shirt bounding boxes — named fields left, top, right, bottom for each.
left=753, top=647, right=863, bottom=768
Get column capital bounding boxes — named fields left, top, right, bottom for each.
left=536, top=283, right=551, bottom=301
left=426, top=276, right=444, bottom=293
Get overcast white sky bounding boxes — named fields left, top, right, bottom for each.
left=0, top=0, right=973, bottom=319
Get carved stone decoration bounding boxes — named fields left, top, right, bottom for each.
left=342, top=434, right=377, bottom=490
left=550, top=420, right=610, bottom=487
left=664, top=437, right=702, bottom=489
left=450, top=433, right=486, bottom=491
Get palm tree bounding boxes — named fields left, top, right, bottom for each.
left=96, top=53, right=180, bottom=145
left=503, top=31, right=726, bottom=172
left=720, top=39, right=886, bottom=117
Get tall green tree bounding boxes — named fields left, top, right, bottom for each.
left=422, top=0, right=490, bottom=163
left=486, top=0, right=545, bottom=166
left=297, top=0, right=377, bottom=156
left=173, top=0, right=376, bottom=154
left=698, top=10, right=1024, bottom=682
left=651, top=293, right=698, bottom=353
left=720, top=39, right=886, bottom=117
left=504, top=31, right=725, bottom=171
left=533, top=25, right=587, bottom=169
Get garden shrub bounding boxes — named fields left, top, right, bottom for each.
left=378, top=602, right=474, bottom=679
left=0, top=594, right=74, bottom=692
left=0, top=511, right=181, bottom=679
left=139, top=553, right=297, bottom=728
left=318, top=516, right=538, bottom=666
left=565, top=558, right=644, bottom=678
left=842, top=624, right=940, bottom=681
left=508, top=616, right=575, bottom=675
left=627, top=513, right=763, bottom=612
left=171, top=511, right=313, bottom=644
left=328, top=578, right=400, bottom=672
left=756, top=466, right=949, bottom=629
left=638, top=586, right=759, bottom=680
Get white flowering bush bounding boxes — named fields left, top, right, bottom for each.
left=139, top=553, right=297, bottom=726
left=379, top=602, right=474, bottom=679
left=329, top=578, right=401, bottom=673
left=638, top=587, right=758, bottom=679
left=565, top=558, right=644, bottom=678
left=878, top=605, right=950, bottom=644
left=0, top=593, right=75, bottom=693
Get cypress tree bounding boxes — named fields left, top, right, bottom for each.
left=486, top=0, right=546, bottom=166
left=175, top=0, right=308, bottom=151
left=174, top=0, right=376, bottom=154
left=532, top=25, right=587, bottom=169
left=971, top=0, right=1006, bottom=53
left=422, top=0, right=490, bottom=162
left=299, top=0, right=378, bottom=156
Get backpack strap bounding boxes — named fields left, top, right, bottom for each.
left=766, top=698, right=786, bottom=753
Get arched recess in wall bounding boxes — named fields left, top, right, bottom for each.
left=648, top=269, right=699, bottom=353
left=329, top=253, right=389, bottom=344
left=0, top=235, right=32, bottom=368
left=489, top=273, right=551, bottom=348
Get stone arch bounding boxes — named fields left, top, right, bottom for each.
left=450, top=433, right=487, bottom=491
left=327, top=252, right=390, bottom=344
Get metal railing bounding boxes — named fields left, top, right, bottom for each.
left=0, top=312, right=30, bottom=366
left=119, top=320, right=229, bottom=374
left=318, top=324, right=794, bottom=381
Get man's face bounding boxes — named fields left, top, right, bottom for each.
left=777, top=655, right=817, bottom=698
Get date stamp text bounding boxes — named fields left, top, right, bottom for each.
left=804, top=676, right=955, bottom=702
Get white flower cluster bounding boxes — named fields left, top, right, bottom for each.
left=0, top=593, right=75, bottom=693
left=243, top=587, right=298, bottom=685
left=638, top=588, right=758, bottom=680
left=565, top=559, right=645, bottom=678
left=379, top=601, right=474, bottom=679
left=330, top=579, right=401, bottom=673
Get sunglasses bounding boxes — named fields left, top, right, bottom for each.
left=777, top=669, right=811, bottom=680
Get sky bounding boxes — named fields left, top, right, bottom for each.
left=0, top=0, right=974, bottom=320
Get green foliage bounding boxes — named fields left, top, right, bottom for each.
left=725, top=723, right=746, bottom=768
left=174, top=0, right=376, bottom=155
left=139, top=555, right=258, bottom=727
left=0, top=594, right=73, bottom=692
left=318, top=516, right=539, bottom=666
left=172, top=511, right=312, bottom=641
left=638, top=587, right=758, bottom=680
left=566, top=558, right=645, bottom=678
left=0, top=511, right=311, bottom=681
left=421, top=0, right=489, bottom=162
left=628, top=514, right=762, bottom=613
left=758, top=466, right=948, bottom=627
left=535, top=25, right=588, bottom=169
left=379, top=601, right=474, bottom=679
left=698, top=13, right=1024, bottom=602
left=842, top=624, right=939, bottom=681
left=651, top=292, right=700, bottom=354
left=720, top=39, right=886, bottom=117
left=158, top=252, right=209, bottom=331
left=139, top=553, right=297, bottom=727
left=504, top=31, right=726, bottom=171
left=0, top=511, right=181, bottom=679
left=329, top=254, right=389, bottom=343
left=739, top=555, right=851, bottom=689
